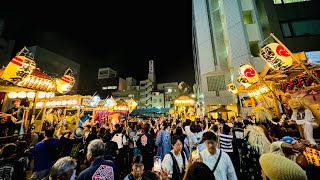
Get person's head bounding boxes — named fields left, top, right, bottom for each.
left=222, top=124, right=231, bottom=135
left=171, top=135, right=183, bottom=153
left=50, top=156, right=77, bottom=180
left=116, top=126, right=122, bottom=134
left=198, top=121, right=204, bottom=129
left=1, top=143, right=17, bottom=158
left=132, top=155, right=144, bottom=179
left=195, top=124, right=201, bottom=133
left=16, top=141, right=27, bottom=154
left=212, top=124, right=219, bottom=132
left=186, top=162, right=215, bottom=180
left=86, top=139, right=105, bottom=161
left=190, top=124, right=196, bottom=133
left=161, top=122, right=169, bottom=130
left=84, top=125, right=91, bottom=132
left=12, top=98, right=21, bottom=108
left=45, top=127, right=55, bottom=138
left=243, top=119, right=250, bottom=126
left=175, top=127, right=183, bottom=135
left=185, top=119, right=191, bottom=126
left=202, top=131, right=217, bottom=155
left=141, top=170, right=160, bottom=180
left=144, top=124, right=150, bottom=133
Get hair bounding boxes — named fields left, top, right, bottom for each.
left=222, top=124, right=231, bottom=134
left=175, top=127, right=183, bottom=135
left=185, top=119, right=191, bottom=126
left=87, top=139, right=105, bottom=158
left=243, top=119, right=250, bottom=126
left=45, top=127, right=55, bottom=137
left=85, top=124, right=91, bottom=129
left=144, top=124, right=150, bottom=133
left=162, top=122, right=169, bottom=130
left=16, top=141, right=28, bottom=154
left=1, top=143, right=17, bottom=158
left=202, top=131, right=217, bottom=142
left=141, top=170, right=159, bottom=180
left=133, top=155, right=143, bottom=164
left=190, top=124, right=196, bottom=133
left=212, top=124, right=219, bottom=132
left=186, top=162, right=215, bottom=180
left=171, top=135, right=182, bottom=146
left=50, top=156, right=77, bottom=180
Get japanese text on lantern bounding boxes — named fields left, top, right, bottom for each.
left=260, top=43, right=292, bottom=71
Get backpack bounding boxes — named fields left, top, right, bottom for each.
left=169, top=151, right=186, bottom=180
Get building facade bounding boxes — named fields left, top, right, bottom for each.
left=98, top=67, right=117, bottom=79
left=193, top=0, right=267, bottom=117
left=193, top=0, right=320, bottom=117
left=157, top=82, right=180, bottom=108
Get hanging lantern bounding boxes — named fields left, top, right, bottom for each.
left=239, top=64, right=259, bottom=84
left=57, top=68, right=75, bottom=94
left=227, top=82, right=238, bottom=94
left=237, top=75, right=251, bottom=88
left=0, top=47, right=36, bottom=84
left=260, top=43, right=293, bottom=70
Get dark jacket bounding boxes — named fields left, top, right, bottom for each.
left=77, top=157, right=117, bottom=180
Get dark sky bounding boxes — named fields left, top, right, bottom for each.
left=2, top=2, right=194, bottom=91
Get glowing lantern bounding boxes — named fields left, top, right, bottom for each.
left=239, top=64, right=259, bottom=84
left=260, top=43, right=293, bottom=70
left=8, top=92, right=18, bottom=99
left=237, top=75, right=251, bottom=88
left=90, top=95, right=100, bottom=107
left=127, top=98, right=138, bottom=113
left=227, top=82, right=238, bottom=94
left=57, top=68, right=75, bottom=94
left=0, top=47, right=36, bottom=84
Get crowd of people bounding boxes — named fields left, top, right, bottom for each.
left=1, top=108, right=320, bottom=179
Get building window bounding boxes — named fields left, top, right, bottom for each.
left=153, top=99, right=157, bottom=103
left=102, top=86, right=117, bottom=90
left=207, top=75, right=226, bottom=92
left=249, top=42, right=260, bottom=57
left=273, top=0, right=311, bottom=4
left=280, top=20, right=320, bottom=37
left=159, top=99, right=162, bottom=102
left=243, top=11, right=253, bottom=25
left=168, top=88, right=172, bottom=93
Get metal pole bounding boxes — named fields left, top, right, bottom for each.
left=270, top=33, right=320, bottom=84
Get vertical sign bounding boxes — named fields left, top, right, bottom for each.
left=149, top=60, right=154, bottom=73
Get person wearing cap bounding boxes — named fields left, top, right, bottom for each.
left=270, top=136, right=304, bottom=162
left=57, top=124, right=85, bottom=174
left=0, top=98, right=24, bottom=135
left=259, top=153, right=307, bottom=180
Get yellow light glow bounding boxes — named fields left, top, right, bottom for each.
left=56, top=101, right=62, bottom=106
left=17, top=91, right=27, bottom=98
left=61, top=100, right=67, bottom=105
left=8, top=92, right=18, bottom=98
left=45, top=92, right=55, bottom=98
left=27, top=92, right=35, bottom=98
left=38, top=92, right=46, bottom=98
left=248, top=86, right=270, bottom=97
left=36, top=102, right=44, bottom=107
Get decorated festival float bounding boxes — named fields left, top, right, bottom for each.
left=228, top=33, right=320, bottom=144
left=0, top=47, right=81, bottom=136
left=169, top=95, right=196, bottom=121
left=85, top=95, right=138, bottom=126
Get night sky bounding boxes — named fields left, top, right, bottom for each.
left=2, top=2, right=194, bottom=93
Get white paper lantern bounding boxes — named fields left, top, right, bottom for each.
left=239, top=64, right=259, bottom=84
left=227, top=82, right=238, bottom=94
left=260, top=43, right=293, bottom=70
left=237, top=75, right=251, bottom=88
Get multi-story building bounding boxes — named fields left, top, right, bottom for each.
left=98, top=67, right=117, bottom=79
left=193, top=0, right=320, bottom=117
left=126, top=77, right=137, bottom=90
left=138, top=60, right=156, bottom=108
left=28, top=46, right=81, bottom=94
left=260, top=0, right=320, bottom=52
left=151, top=91, right=165, bottom=108
left=98, top=76, right=126, bottom=99
left=157, top=82, right=180, bottom=108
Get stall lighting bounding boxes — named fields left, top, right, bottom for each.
left=17, top=91, right=27, bottom=98
left=38, top=92, right=46, bottom=98
left=36, top=99, right=78, bottom=108
left=27, top=92, right=36, bottom=98
left=248, top=86, right=270, bottom=97
left=8, top=92, right=18, bottom=98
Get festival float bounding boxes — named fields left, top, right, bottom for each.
left=170, top=95, right=196, bottom=121
left=0, top=47, right=78, bottom=134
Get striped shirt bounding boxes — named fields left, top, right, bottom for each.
left=219, top=133, right=233, bottom=153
